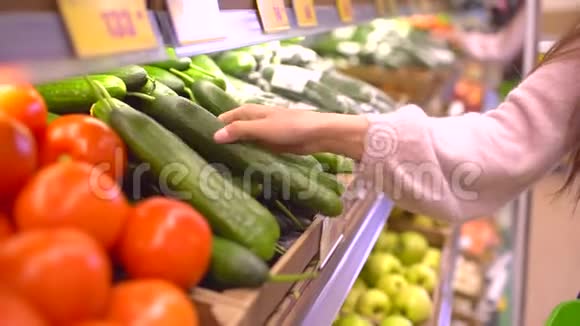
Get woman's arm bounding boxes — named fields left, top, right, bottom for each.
left=359, top=50, right=580, bottom=221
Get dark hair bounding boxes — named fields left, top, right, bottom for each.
left=536, top=24, right=580, bottom=195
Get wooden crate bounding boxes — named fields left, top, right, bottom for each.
left=193, top=173, right=360, bottom=326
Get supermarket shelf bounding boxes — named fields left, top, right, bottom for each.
left=161, top=4, right=383, bottom=57
left=0, top=11, right=167, bottom=84
left=275, top=193, right=393, bottom=325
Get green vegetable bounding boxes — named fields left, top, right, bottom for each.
left=320, top=70, right=395, bottom=108
left=149, top=57, right=191, bottom=71
left=231, top=176, right=262, bottom=197
left=216, top=51, right=257, bottom=77
left=93, top=93, right=279, bottom=260
left=180, top=66, right=227, bottom=90
left=137, top=78, right=155, bottom=95
left=302, top=81, right=358, bottom=114
left=36, top=75, right=126, bottom=114
left=279, top=154, right=323, bottom=172
left=190, top=55, right=227, bottom=79
left=209, top=236, right=316, bottom=289
left=137, top=95, right=344, bottom=217
left=143, top=65, right=193, bottom=98
left=312, top=152, right=355, bottom=174
left=191, top=80, right=241, bottom=116
left=106, top=65, right=149, bottom=91
left=150, top=81, right=178, bottom=97
left=47, top=112, right=60, bottom=123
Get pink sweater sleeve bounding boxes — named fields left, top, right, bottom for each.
left=358, top=46, right=580, bottom=222
left=457, top=5, right=527, bottom=63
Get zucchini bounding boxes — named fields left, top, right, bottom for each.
left=209, top=236, right=316, bottom=289
left=89, top=84, right=279, bottom=260
left=216, top=51, right=257, bottom=77
left=106, top=65, right=149, bottom=91
left=137, top=95, right=344, bottom=217
left=143, top=65, right=192, bottom=98
left=149, top=57, right=191, bottom=71
left=192, top=80, right=241, bottom=116
left=36, top=75, right=126, bottom=114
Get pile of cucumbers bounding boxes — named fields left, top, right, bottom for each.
left=36, top=51, right=359, bottom=290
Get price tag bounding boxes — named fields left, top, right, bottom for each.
left=165, top=0, right=225, bottom=45
left=375, top=0, right=385, bottom=16
left=336, top=0, right=353, bottom=23
left=292, top=0, right=318, bottom=27
left=256, top=0, right=290, bottom=33
left=57, top=0, right=158, bottom=58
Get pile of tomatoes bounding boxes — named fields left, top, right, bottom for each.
left=0, top=83, right=212, bottom=325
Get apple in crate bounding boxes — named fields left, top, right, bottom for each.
left=405, top=264, right=438, bottom=294
left=334, top=313, right=373, bottom=326
left=341, top=287, right=365, bottom=314
left=393, top=285, right=433, bottom=323
left=397, top=231, right=428, bottom=265
left=422, top=247, right=442, bottom=272
left=374, top=230, right=400, bottom=253
left=376, top=273, right=409, bottom=298
left=362, top=253, right=403, bottom=286
left=380, top=315, right=413, bottom=326
left=356, top=288, right=392, bottom=321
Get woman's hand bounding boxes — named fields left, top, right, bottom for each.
left=213, top=104, right=369, bottom=160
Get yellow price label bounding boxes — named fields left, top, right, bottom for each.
left=293, top=0, right=318, bottom=27
left=375, top=0, right=385, bottom=16
left=336, top=0, right=353, bottom=23
left=57, top=0, right=158, bottom=58
left=256, top=0, right=290, bottom=33
left=166, top=0, right=225, bottom=45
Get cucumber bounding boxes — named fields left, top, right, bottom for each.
left=216, top=51, right=257, bottom=77
left=279, top=154, right=323, bottom=172
left=312, top=152, right=355, bottom=174
left=150, top=81, right=178, bottom=97
left=190, top=55, right=227, bottom=79
left=137, top=78, right=155, bottom=95
left=143, top=65, right=192, bottom=98
left=88, top=84, right=279, bottom=260
left=149, top=57, right=191, bottom=71
left=302, top=81, right=358, bottom=114
left=36, top=75, right=126, bottom=114
left=209, top=236, right=316, bottom=289
left=231, top=176, right=262, bottom=197
left=47, top=112, right=60, bottom=124
left=106, top=65, right=149, bottom=91
left=137, top=95, right=344, bottom=217
left=287, top=161, right=345, bottom=196
left=192, top=80, right=241, bottom=116
left=180, top=66, right=227, bottom=90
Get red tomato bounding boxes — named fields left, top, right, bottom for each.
left=0, top=212, right=14, bottom=243
left=117, top=197, right=212, bottom=289
left=0, top=290, right=49, bottom=326
left=106, top=279, right=199, bottom=326
left=0, top=229, right=112, bottom=325
left=41, top=115, right=127, bottom=181
left=0, top=84, right=47, bottom=142
left=14, top=161, right=130, bottom=250
left=71, top=321, right=122, bottom=326
left=0, top=117, right=37, bottom=199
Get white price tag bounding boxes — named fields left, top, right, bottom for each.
left=166, top=0, right=225, bottom=45
left=270, top=65, right=322, bottom=93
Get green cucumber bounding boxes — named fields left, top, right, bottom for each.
left=209, top=236, right=316, bottom=289
left=279, top=154, right=323, bottom=172
left=106, top=65, right=149, bottom=91
left=137, top=78, right=155, bottom=95
left=287, top=161, right=345, bottom=196
left=137, top=95, right=343, bottom=217
left=88, top=80, right=279, bottom=260
left=231, top=176, right=262, bottom=197
left=191, top=80, right=241, bottom=116
left=180, top=66, right=227, bottom=90
left=312, top=152, right=355, bottom=174
left=303, top=81, right=358, bottom=114
left=216, top=51, right=257, bottom=77
left=143, top=65, right=193, bottom=98
left=190, top=55, right=227, bottom=79
left=47, top=112, right=60, bottom=124
left=151, top=81, right=178, bottom=97
left=36, top=75, right=126, bottom=114
left=149, top=57, right=191, bottom=71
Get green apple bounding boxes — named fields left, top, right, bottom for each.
left=374, top=231, right=400, bottom=253
left=376, top=273, right=409, bottom=298
left=353, top=278, right=367, bottom=290
left=397, top=231, right=428, bottom=265
left=341, top=287, right=365, bottom=314
left=356, top=289, right=391, bottom=321
left=405, top=264, right=438, bottom=294
left=411, top=214, right=435, bottom=228
left=362, top=253, right=403, bottom=286
left=379, top=315, right=413, bottom=326
left=394, top=285, right=433, bottom=323
left=422, top=248, right=441, bottom=272
left=333, top=313, right=373, bottom=326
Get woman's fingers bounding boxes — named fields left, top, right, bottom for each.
left=217, top=104, right=275, bottom=124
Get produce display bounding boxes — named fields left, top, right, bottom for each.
left=0, top=32, right=413, bottom=323
left=333, top=208, right=447, bottom=326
